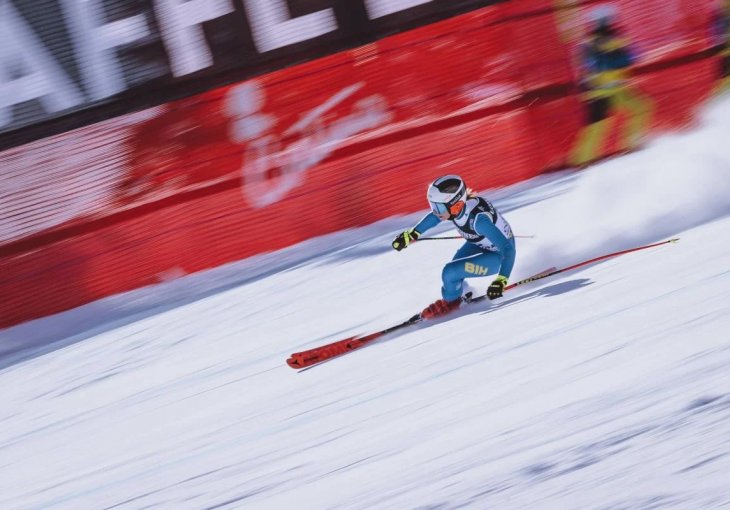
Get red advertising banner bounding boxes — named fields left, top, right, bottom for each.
left=0, top=0, right=725, bottom=328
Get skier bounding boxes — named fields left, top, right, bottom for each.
left=391, top=175, right=516, bottom=318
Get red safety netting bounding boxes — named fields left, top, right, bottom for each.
left=0, top=0, right=723, bottom=328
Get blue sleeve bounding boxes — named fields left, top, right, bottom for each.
left=413, top=213, right=441, bottom=235
left=619, top=44, right=635, bottom=67
left=473, top=213, right=516, bottom=279
left=582, top=44, right=599, bottom=73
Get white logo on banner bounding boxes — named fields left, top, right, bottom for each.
left=0, top=2, right=84, bottom=127
left=365, top=0, right=433, bottom=19
left=226, top=82, right=391, bottom=208
left=154, top=0, right=237, bottom=77
left=0, top=0, right=435, bottom=129
left=243, top=0, right=338, bottom=53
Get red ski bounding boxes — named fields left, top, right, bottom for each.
left=286, top=238, right=679, bottom=370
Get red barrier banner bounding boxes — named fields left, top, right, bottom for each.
left=0, top=0, right=724, bottom=328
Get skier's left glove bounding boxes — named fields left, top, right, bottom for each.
left=392, top=229, right=420, bottom=251
left=487, top=275, right=508, bottom=300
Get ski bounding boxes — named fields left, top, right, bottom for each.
left=285, top=314, right=421, bottom=370
left=286, top=238, right=679, bottom=370
left=285, top=267, right=555, bottom=370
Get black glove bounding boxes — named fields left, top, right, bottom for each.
left=487, top=275, right=508, bottom=300
left=392, top=229, right=420, bottom=251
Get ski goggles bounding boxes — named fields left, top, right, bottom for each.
left=430, top=200, right=465, bottom=218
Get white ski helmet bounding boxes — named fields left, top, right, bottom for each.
left=427, top=175, right=467, bottom=220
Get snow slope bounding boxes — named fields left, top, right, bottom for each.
left=1, top=95, right=730, bottom=509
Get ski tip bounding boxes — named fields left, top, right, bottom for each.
left=669, top=237, right=680, bottom=243
left=286, top=356, right=304, bottom=369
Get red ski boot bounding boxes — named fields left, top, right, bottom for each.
left=421, top=298, right=461, bottom=319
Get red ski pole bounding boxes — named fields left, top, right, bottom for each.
left=503, top=238, right=680, bottom=292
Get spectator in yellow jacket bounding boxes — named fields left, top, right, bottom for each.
left=570, top=8, right=653, bottom=167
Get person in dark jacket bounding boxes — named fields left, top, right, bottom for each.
left=570, top=8, right=653, bottom=167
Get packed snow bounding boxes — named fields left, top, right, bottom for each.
left=1, top=95, right=730, bottom=509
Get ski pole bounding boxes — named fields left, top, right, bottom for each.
left=503, top=238, right=680, bottom=292
left=419, top=235, right=535, bottom=241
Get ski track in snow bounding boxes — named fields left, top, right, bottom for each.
left=1, top=95, right=730, bottom=509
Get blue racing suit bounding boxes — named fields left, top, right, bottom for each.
left=414, top=197, right=516, bottom=301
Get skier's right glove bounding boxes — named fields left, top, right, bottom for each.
left=392, top=229, right=420, bottom=251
